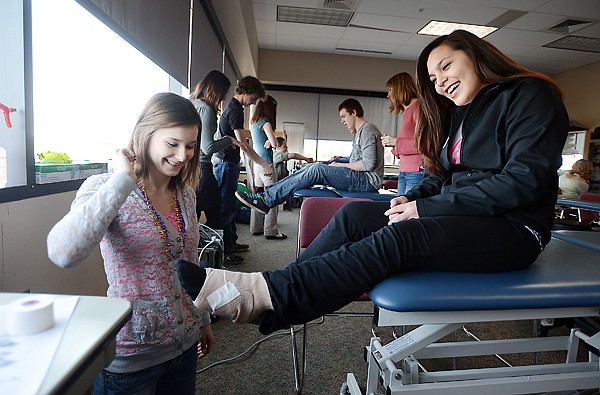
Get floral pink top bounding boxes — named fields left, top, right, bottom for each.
left=47, top=172, right=209, bottom=373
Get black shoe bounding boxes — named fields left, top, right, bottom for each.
left=235, top=191, right=270, bottom=214
left=175, top=259, right=207, bottom=300
left=265, top=233, right=287, bottom=240
left=225, top=254, right=244, bottom=265
left=231, top=242, right=249, bottom=252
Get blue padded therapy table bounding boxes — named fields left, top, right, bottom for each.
left=552, top=230, right=600, bottom=253
left=293, top=186, right=396, bottom=202
left=345, top=237, right=600, bottom=395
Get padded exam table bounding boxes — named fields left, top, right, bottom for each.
left=552, top=229, right=600, bottom=253
left=293, top=187, right=396, bottom=202
left=345, top=238, right=600, bottom=395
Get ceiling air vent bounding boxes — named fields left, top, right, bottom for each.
left=277, top=5, right=353, bottom=27
left=323, top=0, right=357, bottom=11
left=544, top=35, right=600, bottom=53
left=547, top=19, right=592, bottom=34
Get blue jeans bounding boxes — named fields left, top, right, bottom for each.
left=213, top=160, right=240, bottom=254
left=92, top=344, right=197, bottom=395
left=258, top=201, right=542, bottom=334
left=397, top=171, right=424, bottom=195
left=263, top=163, right=376, bottom=207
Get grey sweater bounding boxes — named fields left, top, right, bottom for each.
left=350, top=121, right=384, bottom=189
left=192, top=99, right=232, bottom=163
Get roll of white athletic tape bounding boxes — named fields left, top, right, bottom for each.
left=7, top=296, right=55, bottom=336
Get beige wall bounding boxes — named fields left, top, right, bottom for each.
left=554, top=62, right=600, bottom=131
left=210, top=0, right=259, bottom=77
left=259, top=47, right=600, bottom=132
left=0, top=192, right=107, bottom=295
left=258, top=48, right=417, bottom=92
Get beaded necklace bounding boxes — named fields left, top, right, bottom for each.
left=138, top=184, right=187, bottom=261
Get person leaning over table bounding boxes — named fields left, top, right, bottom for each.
left=48, top=93, right=212, bottom=395
left=248, top=95, right=287, bottom=240
left=158, top=30, right=569, bottom=337
left=212, top=76, right=271, bottom=265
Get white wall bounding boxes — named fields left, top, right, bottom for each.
left=0, top=192, right=107, bottom=295
left=554, top=61, right=600, bottom=131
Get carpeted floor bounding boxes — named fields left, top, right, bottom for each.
left=194, top=206, right=591, bottom=395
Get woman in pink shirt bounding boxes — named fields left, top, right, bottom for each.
left=382, top=72, right=424, bottom=194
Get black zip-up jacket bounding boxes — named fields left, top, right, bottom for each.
left=404, top=78, right=569, bottom=245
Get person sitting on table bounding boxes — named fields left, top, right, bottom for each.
left=559, top=159, right=593, bottom=198
left=159, top=30, right=570, bottom=338
left=273, top=136, right=314, bottom=181
left=235, top=98, right=384, bottom=214
left=47, top=93, right=213, bottom=395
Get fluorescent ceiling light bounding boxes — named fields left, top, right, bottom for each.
left=418, top=21, right=497, bottom=38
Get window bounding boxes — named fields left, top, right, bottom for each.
left=0, top=0, right=190, bottom=202
left=32, top=0, right=173, bottom=163
left=304, top=139, right=353, bottom=162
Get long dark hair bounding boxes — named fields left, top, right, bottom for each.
left=250, top=95, right=277, bottom=128
left=189, top=70, right=231, bottom=112
left=128, top=93, right=202, bottom=190
left=415, top=30, right=561, bottom=175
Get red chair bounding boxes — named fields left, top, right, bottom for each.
left=291, top=196, right=370, bottom=394
left=383, top=179, right=398, bottom=190
left=579, top=192, right=600, bottom=202
left=554, top=193, right=600, bottom=230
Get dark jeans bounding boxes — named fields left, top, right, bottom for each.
left=92, top=344, right=197, bottom=395
left=196, top=163, right=221, bottom=230
left=258, top=200, right=541, bottom=334
left=213, top=159, right=240, bottom=254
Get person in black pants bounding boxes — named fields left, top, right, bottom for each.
left=176, top=29, right=569, bottom=335
left=190, top=70, right=240, bottom=230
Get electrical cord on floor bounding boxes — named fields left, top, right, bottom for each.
left=196, top=318, right=325, bottom=374
left=198, top=223, right=224, bottom=249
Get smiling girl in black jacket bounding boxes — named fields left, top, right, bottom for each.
left=176, top=30, right=569, bottom=335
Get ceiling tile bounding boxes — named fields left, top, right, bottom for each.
left=486, top=28, right=564, bottom=46
left=275, top=21, right=345, bottom=39
left=341, top=26, right=413, bottom=44
left=336, top=39, right=399, bottom=53
left=504, top=12, right=566, bottom=31
left=251, top=0, right=600, bottom=74
left=536, top=0, right=600, bottom=20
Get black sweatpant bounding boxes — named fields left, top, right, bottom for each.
left=259, top=200, right=541, bottom=334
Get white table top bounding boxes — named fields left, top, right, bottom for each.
left=0, top=293, right=131, bottom=395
